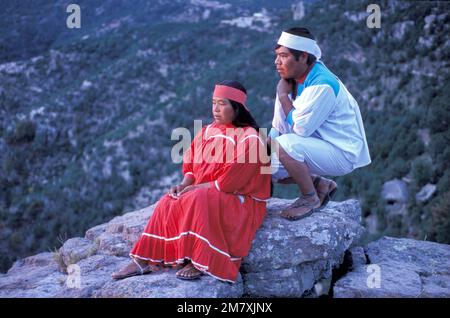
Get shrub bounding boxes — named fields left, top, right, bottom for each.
left=430, top=191, right=450, bottom=243
left=5, top=120, right=36, bottom=145
left=411, top=157, right=434, bottom=187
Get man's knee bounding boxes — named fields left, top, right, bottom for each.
left=271, top=138, right=290, bottom=160
left=274, top=135, right=309, bottom=165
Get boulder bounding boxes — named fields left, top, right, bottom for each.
left=0, top=252, right=66, bottom=298
left=291, top=2, right=305, bottom=21
left=381, top=179, right=409, bottom=219
left=56, top=255, right=136, bottom=297
left=333, top=237, right=450, bottom=297
left=415, top=183, right=436, bottom=203
left=0, top=198, right=367, bottom=298
left=381, top=179, right=409, bottom=204
left=59, top=237, right=97, bottom=267
left=241, top=199, right=365, bottom=297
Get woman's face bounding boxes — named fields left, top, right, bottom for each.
left=212, top=97, right=235, bottom=125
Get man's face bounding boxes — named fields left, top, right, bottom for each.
left=274, top=46, right=308, bottom=80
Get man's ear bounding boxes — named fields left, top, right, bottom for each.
left=300, top=52, right=308, bottom=64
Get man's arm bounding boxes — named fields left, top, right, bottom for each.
left=278, top=93, right=294, bottom=117
left=292, top=85, right=336, bottom=137
left=277, top=79, right=295, bottom=117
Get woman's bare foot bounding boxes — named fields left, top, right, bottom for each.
left=176, top=262, right=203, bottom=280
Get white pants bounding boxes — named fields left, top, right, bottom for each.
left=271, top=133, right=354, bottom=182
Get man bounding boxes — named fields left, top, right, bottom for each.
left=269, top=27, right=371, bottom=220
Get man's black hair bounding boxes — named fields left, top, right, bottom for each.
left=275, top=27, right=317, bottom=65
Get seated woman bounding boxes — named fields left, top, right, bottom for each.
left=112, top=80, right=271, bottom=283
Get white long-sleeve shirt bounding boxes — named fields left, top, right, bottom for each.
left=271, top=61, right=371, bottom=169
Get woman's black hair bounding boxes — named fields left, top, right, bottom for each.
left=217, top=80, right=260, bottom=132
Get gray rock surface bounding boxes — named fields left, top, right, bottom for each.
left=241, top=199, right=365, bottom=297
left=382, top=179, right=409, bottom=204
left=334, top=237, right=450, bottom=298
left=0, top=252, right=66, bottom=297
left=415, top=183, right=436, bottom=203
left=95, top=270, right=244, bottom=298
left=346, top=246, right=367, bottom=269
left=59, top=237, right=97, bottom=268
left=0, top=198, right=371, bottom=298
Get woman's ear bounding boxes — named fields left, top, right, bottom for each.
left=233, top=107, right=239, bottom=121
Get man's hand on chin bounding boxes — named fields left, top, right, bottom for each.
left=277, top=78, right=293, bottom=97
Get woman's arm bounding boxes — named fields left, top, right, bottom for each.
left=172, top=126, right=207, bottom=198
left=168, top=174, right=195, bottom=197
left=176, top=182, right=211, bottom=197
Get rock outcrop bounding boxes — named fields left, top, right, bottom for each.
left=415, top=183, right=437, bottom=203
left=333, top=237, right=450, bottom=298
left=2, top=198, right=450, bottom=298
left=382, top=179, right=409, bottom=204
left=0, top=198, right=365, bottom=298
left=241, top=199, right=364, bottom=297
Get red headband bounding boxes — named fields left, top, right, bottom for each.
left=213, top=85, right=249, bottom=111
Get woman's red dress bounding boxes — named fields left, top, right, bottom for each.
left=130, top=122, right=271, bottom=283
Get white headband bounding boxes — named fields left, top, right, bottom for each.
left=277, top=31, right=322, bottom=60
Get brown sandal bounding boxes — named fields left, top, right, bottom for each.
left=313, top=176, right=337, bottom=208
left=112, top=258, right=153, bottom=280
left=280, top=191, right=320, bottom=221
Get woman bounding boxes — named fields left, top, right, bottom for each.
left=112, top=80, right=271, bottom=283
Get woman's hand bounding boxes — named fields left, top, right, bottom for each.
left=176, top=183, right=211, bottom=197
left=168, top=184, right=186, bottom=199
left=176, top=185, right=195, bottom=197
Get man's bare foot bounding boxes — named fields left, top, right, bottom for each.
left=176, top=262, right=203, bottom=280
